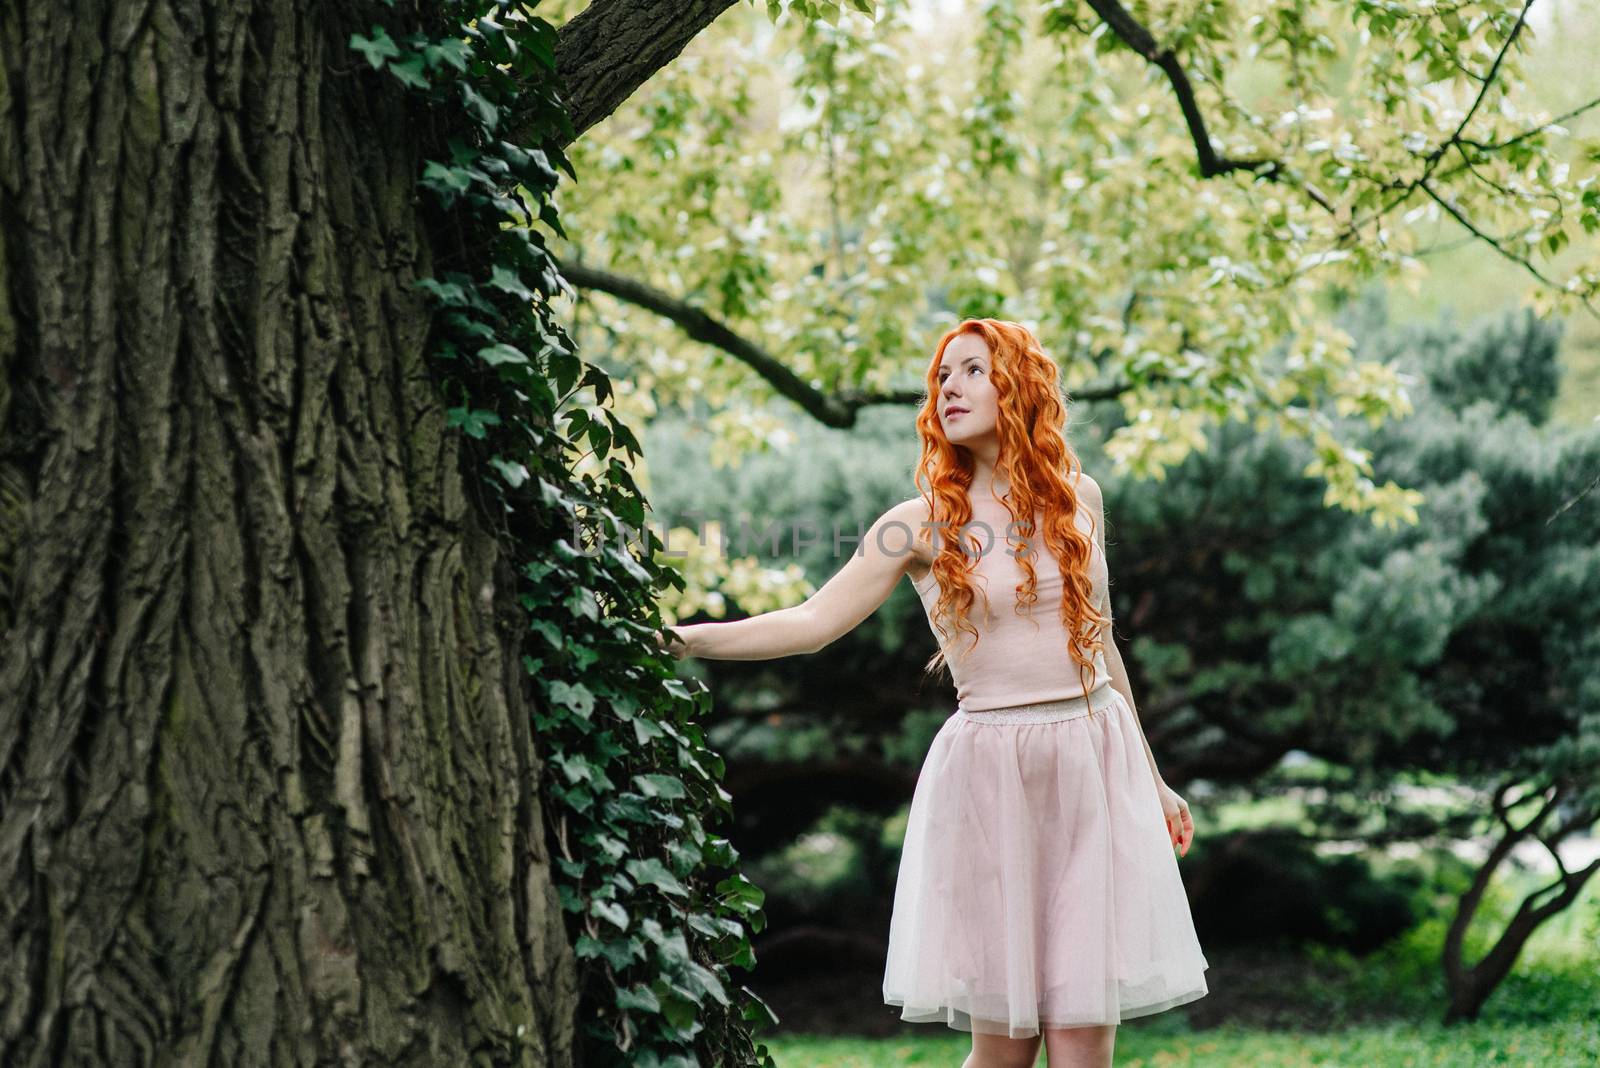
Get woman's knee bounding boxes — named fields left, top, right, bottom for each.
left=963, top=1029, right=1042, bottom=1068
left=1042, top=1023, right=1116, bottom=1065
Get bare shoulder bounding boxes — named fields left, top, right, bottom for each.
left=1071, top=472, right=1108, bottom=549
left=882, top=496, right=934, bottom=576
left=1071, top=471, right=1103, bottom=508
left=885, top=495, right=931, bottom=527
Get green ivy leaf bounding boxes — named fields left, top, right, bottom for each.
left=633, top=773, right=687, bottom=800
left=591, top=898, right=630, bottom=930
left=626, top=858, right=689, bottom=898
left=566, top=585, right=599, bottom=621
left=548, top=679, right=597, bottom=719
left=490, top=456, right=529, bottom=487
left=424, top=37, right=471, bottom=72
left=422, top=160, right=474, bottom=195
left=683, top=961, right=730, bottom=1007
left=576, top=934, right=639, bottom=970
left=349, top=27, right=400, bottom=69
left=446, top=405, right=501, bottom=439
left=461, top=82, right=500, bottom=131
left=555, top=753, right=597, bottom=785
left=488, top=264, right=535, bottom=301
left=594, top=834, right=628, bottom=862
left=739, top=985, right=780, bottom=1026
left=714, top=873, right=766, bottom=913
left=486, top=454, right=531, bottom=486
left=658, top=991, right=697, bottom=1035
left=616, top=984, right=661, bottom=1013
left=413, top=277, right=469, bottom=305
left=388, top=55, right=429, bottom=89
left=477, top=342, right=529, bottom=367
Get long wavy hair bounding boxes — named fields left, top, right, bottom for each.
left=913, top=318, right=1109, bottom=701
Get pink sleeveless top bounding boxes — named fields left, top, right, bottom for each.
left=910, top=489, right=1112, bottom=712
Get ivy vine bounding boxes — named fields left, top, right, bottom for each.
left=350, top=3, right=778, bottom=1064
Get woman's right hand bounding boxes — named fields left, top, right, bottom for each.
left=657, top=626, right=691, bottom=660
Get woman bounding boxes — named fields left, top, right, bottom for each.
left=660, top=319, right=1209, bottom=1068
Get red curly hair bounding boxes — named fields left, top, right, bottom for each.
left=913, top=318, right=1109, bottom=701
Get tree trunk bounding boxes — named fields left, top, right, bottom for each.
left=1439, top=781, right=1600, bottom=1025
left=0, top=2, right=578, bottom=1063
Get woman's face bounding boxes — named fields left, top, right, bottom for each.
left=936, top=332, right=999, bottom=445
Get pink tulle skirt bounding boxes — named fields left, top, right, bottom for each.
left=882, top=683, right=1210, bottom=1037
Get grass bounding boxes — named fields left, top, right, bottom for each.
left=756, top=833, right=1600, bottom=1067
left=762, top=1018, right=1600, bottom=1067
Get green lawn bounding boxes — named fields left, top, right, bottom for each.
left=763, top=1017, right=1599, bottom=1067
left=757, top=843, right=1600, bottom=1067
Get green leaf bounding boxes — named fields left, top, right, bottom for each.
left=387, top=55, right=429, bottom=90
left=566, top=585, right=599, bottom=621
left=683, top=960, right=730, bottom=1007
left=489, top=264, right=535, bottom=302
left=413, top=277, right=469, bottom=305
left=490, top=456, right=529, bottom=487
left=591, top=898, right=630, bottom=930
left=739, top=986, right=780, bottom=1026
left=461, top=83, right=500, bottom=131
left=423, top=37, right=471, bottom=72
left=550, top=344, right=582, bottom=396
left=593, top=834, right=628, bottom=862
left=349, top=27, right=400, bottom=69
left=576, top=934, right=639, bottom=970
left=548, top=679, right=597, bottom=719
left=526, top=619, right=562, bottom=647
left=616, top=984, right=660, bottom=1013
left=633, top=773, right=688, bottom=800
left=422, top=160, right=474, bottom=195
left=626, top=857, right=689, bottom=898
left=477, top=342, right=529, bottom=367
left=658, top=991, right=697, bottom=1034
left=714, top=873, right=766, bottom=913
left=563, top=408, right=592, bottom=438
left=555, top=753, right=597, bottom=785
left=445, top=406, right=500, bottom=439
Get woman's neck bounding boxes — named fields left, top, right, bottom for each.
left=970, top=477, right=1009, bottom=501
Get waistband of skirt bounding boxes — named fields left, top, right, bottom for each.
left=957, top=683, right=1120, bottom=723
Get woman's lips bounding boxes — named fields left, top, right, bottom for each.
left=946, top=408, right=968, bottom=419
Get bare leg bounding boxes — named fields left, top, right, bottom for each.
left=961, top=1029, right=1043, bottom=1068
left=1042, top=1024, right=1116, bottom=1067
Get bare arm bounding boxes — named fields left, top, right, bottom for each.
left=667, top=498, right=926, bottom=661
left=1081, top=475, right=1168, bottom=793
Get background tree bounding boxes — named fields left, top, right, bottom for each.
left=553, top=0, right=1599, bottom=533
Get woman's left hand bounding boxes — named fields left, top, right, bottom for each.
left=1157, top=782, right=1193, bottom=858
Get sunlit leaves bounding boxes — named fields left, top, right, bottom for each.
left=554, top=0, right=1597, bottom=530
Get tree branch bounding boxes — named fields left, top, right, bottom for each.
left=1419, top=180, right=1600, bottom=324
left=1081, top=0, right=1282, bottom=182
left=1344, top=1, right=1537, bottom=235
left=557, top=258, right=1134, bottom=424
left=1079, top=0, right=1586, bottom=320
left=551, top=0, right=740, bottom=148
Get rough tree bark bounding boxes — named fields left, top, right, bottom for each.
left=0, top=3, right=580, bottom=1063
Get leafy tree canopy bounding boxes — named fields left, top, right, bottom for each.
left=549, top=0, right=1599, bottom=532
